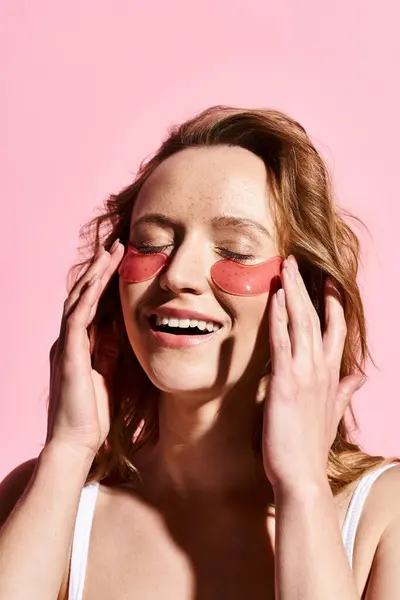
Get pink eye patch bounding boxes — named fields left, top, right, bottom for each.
left=210, top=256, right=283, bottom=296
left=118, top=245, right=168, bottom=283
left=118, top=243, right=283, bottom=296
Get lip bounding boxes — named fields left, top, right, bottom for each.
left=146, top=306, right=224, bottom=326
left=149, top=328, right=222, bottom=348
left=143, top=305, right=225, bottom=349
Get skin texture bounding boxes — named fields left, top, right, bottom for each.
left=1, top=145, right=400, bottom=600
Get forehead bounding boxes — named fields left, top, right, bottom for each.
left=131, top=146, right=273, bottom=227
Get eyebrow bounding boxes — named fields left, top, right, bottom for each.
left=132, top=214, right=176, bottom=230
left=131, top=213, right=272, bottom=239
left=211, top=215, right=272, bottom=240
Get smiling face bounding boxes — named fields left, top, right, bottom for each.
left=118, top=145, right=281, bottom=398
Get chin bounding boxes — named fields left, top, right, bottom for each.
left=128, top=333, right=256, bottom=398
left=143, top=361, right=223, bottom=397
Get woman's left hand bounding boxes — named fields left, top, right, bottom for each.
left=262, top=255, right=366, bottom=491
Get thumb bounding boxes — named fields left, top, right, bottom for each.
left=336, top=374, right=367, bottom=415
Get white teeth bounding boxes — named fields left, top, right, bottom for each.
left=178, top=319, right=190, bottom=328
left=154, top=316, right=221, bottom=331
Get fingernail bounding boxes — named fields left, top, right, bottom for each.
left=288, top=255, right=298, bottom=270
left=285, top=262, right=296, bottom=281
left=277, top=288, right=285, bottom=307
left=356, top=377, right=367, bottom=390
left=110, top=238, right=120, bottom=253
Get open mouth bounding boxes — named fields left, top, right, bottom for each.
left=149, top=315, right=222, bottom=335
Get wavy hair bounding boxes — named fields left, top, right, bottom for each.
left=67, top=106, right=398, bottom=495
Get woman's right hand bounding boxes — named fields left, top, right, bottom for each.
left=45, top=240, right=125, bottom=458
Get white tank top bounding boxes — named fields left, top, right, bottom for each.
left=68, top=462, right=398, bottom=600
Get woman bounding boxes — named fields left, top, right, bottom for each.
left=1, top=106, right=399, bottom=600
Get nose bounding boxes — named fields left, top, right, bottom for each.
left=158, top=240, right=209, bottom=295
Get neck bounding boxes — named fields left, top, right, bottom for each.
left=145, top=382, right=273, bottom=504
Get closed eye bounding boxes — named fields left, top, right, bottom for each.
left=135, top=244, right=172, bottom=254
left=217, top=249, right=255, bottom=263
left=134, top=244, right=255, bottom=263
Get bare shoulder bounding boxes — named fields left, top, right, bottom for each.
left=355, top=462, right=400, bottom=545
left=0, top=458, right=38, bottom=527
left=363, top=463, right=400, bottom=524
left=352, top=463, right=400, bottom=598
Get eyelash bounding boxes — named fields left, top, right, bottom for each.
left=135, top=245, right=255, bottom=263
left=136, top=244, right=171, bottom=255
left=219, top=249, right=255, bottom=263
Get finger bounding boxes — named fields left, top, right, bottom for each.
left=322, top=278, right=347, bottom=378
left=291, top=259, right=324, bottom=363
left=281, top=259, right=314, bottom=365
left=62, top=275, right=102, bottom=375
left=87, top=242, right=125, bottom=324
left=269, top=288, right=292, bottom=374
left=335, top=374, right=366, bottom=418
left=64, top=241, right=123, bottom=318
left=57, top=249, right=110, bottom=357
left=59, top=243, right=124, bottom=354
left=97, top=242, right=125, bottom=291
left=64, top=248, right=111, bottom=318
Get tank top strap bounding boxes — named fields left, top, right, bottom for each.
left=341, top=462, right=399, bottom=568
left=68, top=482, right=100, bottom=600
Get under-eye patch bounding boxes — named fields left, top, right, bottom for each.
left=118, top=244, right=168, bottom=283
left=210, top=256, right=283, bottom=296
left=119, top=243, right=283, bottom=296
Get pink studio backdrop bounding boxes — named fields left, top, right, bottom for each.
left=1, top=1, right=399, bottom=480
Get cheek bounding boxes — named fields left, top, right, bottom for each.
left=118, top=277, right=150, bottom=337
left=210, top=257, right=283, bottom=296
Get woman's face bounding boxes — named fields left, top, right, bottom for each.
left=119, top=145, right=280, bottom=397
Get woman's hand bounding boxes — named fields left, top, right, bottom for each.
left=262, top=255, right=366, bottom=490
left=46, top=240, right=125, bottom=458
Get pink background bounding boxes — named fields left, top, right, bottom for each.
left=1, top=1, right=399, bottom=480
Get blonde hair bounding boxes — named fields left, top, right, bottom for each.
left=68, top=106, right=398, bottom=496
